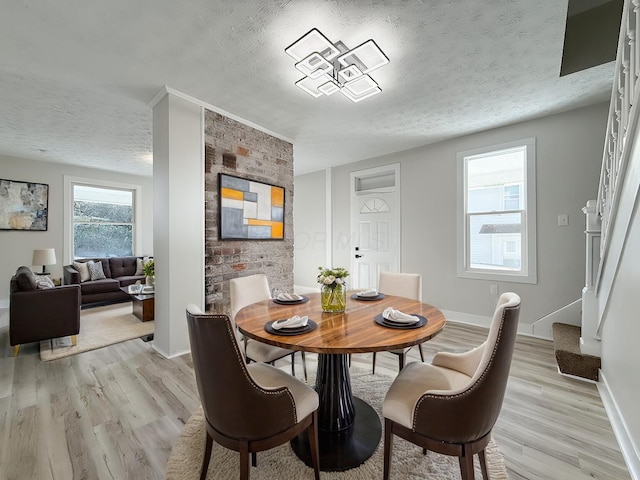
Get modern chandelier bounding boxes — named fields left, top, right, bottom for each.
left=285, top=28, right=389, bottom=103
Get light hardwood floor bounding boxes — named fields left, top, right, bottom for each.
left=0, top=316, right=630, bottom=480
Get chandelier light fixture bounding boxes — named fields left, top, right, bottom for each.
left=285, top=28, right=389, bottom=103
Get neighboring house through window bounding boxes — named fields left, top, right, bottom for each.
left=64, top=176, right=142, bottom=261
left=457, top=138, right=537, bottom=284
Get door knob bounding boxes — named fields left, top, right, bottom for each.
left=355, top=254, right=363, bottom=259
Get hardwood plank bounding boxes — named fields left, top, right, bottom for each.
left=0, top=321, right=631, bottom=479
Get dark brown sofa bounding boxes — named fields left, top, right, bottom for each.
left=63, top=256, right=146, bottom=306
left=10, top=266, right=81, bottom=356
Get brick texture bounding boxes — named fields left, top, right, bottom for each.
left=204, top=110, right=294, bottom=315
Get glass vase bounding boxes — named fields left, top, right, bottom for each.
left=320, top=283, right=347, bottom=313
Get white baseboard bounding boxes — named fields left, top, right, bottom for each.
left=530, top=299, right=582, bottom=340
left=0, top=298, right=8, bottom=329
left=441, top=309, right=492, bottom=329
left=442, top=309, right=535, bottom=337
left=152, top=342, right=190, bottom=360
left=151, top=343, right=169, bottom=358
left=598, top=370, right=640, bottom=480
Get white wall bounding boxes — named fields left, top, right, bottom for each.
left=295, top=103, right=608, bottom=329
left=151, top=91, right=204, bottom=358
left=598, top=109, right=640, bottom=474
left=600, top=202, right=640, bottom=474
left=0, top=155, right=153, bottom=323
left=293, top=169, right=328, bottom=289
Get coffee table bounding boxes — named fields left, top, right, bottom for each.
left=120, top=286, right=154, bottom=322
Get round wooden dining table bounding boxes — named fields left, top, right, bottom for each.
left=235, top=292, right=446, bottom=471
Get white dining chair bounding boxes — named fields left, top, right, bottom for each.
left=382, top=293, right=521, bottom=480
left=372, top=271, right=425, bottom=373
left=230, top=274, right=307, bottom=381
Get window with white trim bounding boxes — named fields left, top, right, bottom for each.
left=64, top=177, right=142, bottom=261
left=457, top=138, right=537, bottom=284
left=72, top=184, right=134, bottom=258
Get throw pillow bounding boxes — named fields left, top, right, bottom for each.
left=135, top=257, right=147, bottom=276
left=15, top=266, right=37, bottom=290
left=34, top=275, right=55, bottom=289
left=73, top=261, right=91, bottom=282
left=87, top=260, right=106, bottom=281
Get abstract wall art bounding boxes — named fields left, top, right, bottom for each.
left=0, top=178, right=49, bottom=231
left=219, top=173, right=284, bottom=240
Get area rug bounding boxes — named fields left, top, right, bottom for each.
left=39, top=303, right=154, bottom=361
left=165, top=368, right=508, bottom=479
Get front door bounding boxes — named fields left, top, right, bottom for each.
left=350, top=164, right=401, bottom=289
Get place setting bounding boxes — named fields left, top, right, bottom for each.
left=271, top=290, right=309, bottom=305
left=375, top=306, right=427, bottom=329
left=264, top=314, right=317, bottom=336
left=351, top=288, right=385, bottom=301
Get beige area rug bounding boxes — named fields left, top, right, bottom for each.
left=166, top=368, right=508, bottom=480
left=40, top=303, right=154, bottom=361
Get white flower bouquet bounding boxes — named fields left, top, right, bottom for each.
left=317, top=266, right=349, bottom=312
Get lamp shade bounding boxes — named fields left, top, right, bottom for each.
left=32, top=248, right=56, bottom=273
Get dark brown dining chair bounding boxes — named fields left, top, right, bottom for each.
left=371, top=271, right=424, bottom=373
left=185, top=305, right=320, bottom=480
left=382, top=292, right=520, bottom=480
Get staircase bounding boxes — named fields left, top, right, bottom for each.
left=552, top=323, right=601, bottom=381
left=550, top=200, right=602, bottom=381
left=551, top=0, right=640, bottom=380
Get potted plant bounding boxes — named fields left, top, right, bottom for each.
left=143, top=259, right=155, bottom=286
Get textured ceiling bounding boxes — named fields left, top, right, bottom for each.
left=0, top=0, right=615, bottom=177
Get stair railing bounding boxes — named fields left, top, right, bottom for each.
left=595, top=0, right=640, bottom=338
left=597, top=0, right=639, bottom=267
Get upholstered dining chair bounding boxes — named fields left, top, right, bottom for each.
left=230, top=274, right=307, bottom=381
left=381, top=292, right=521, bottom=480
left=185, top=305, right=320, bottom=480
left=371, top=271, right=424, bottom=373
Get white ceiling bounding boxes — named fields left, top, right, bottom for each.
left=0, top=0, right=615, bottom=177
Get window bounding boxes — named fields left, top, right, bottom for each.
left=64, top=177, right=142, bottom=261
left=503, top=184, right=521, bottom=210
left=457, top=138, right=537, bottom=283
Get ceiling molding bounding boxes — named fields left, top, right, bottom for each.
left=148, top=86, right=293, bottom=145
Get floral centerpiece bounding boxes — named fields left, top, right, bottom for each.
left=317, top=266, right=349, bottom=313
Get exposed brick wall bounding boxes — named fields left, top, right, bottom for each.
left=204, top=110, right=294, bottom=314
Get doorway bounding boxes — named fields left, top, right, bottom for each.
left=350, top=164, right=401, bottom=289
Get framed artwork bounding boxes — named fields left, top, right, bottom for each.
left=0, top=178, right=49, bottom=231
left=219, top=173, right=284, bottom=240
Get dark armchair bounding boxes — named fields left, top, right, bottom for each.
left=10, top=266, right=81, bottom=356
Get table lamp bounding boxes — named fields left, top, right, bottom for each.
left=32, top=248, right=56, bottom=275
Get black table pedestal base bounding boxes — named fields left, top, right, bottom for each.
left=291, top=397, right=381, bottom=471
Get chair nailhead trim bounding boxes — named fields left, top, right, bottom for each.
left=412, top=307, right=511, bottom=431
left=222, top=315, right=297, bottom=424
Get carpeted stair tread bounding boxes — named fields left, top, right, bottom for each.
left=552, top=323, right=600, bottom=381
